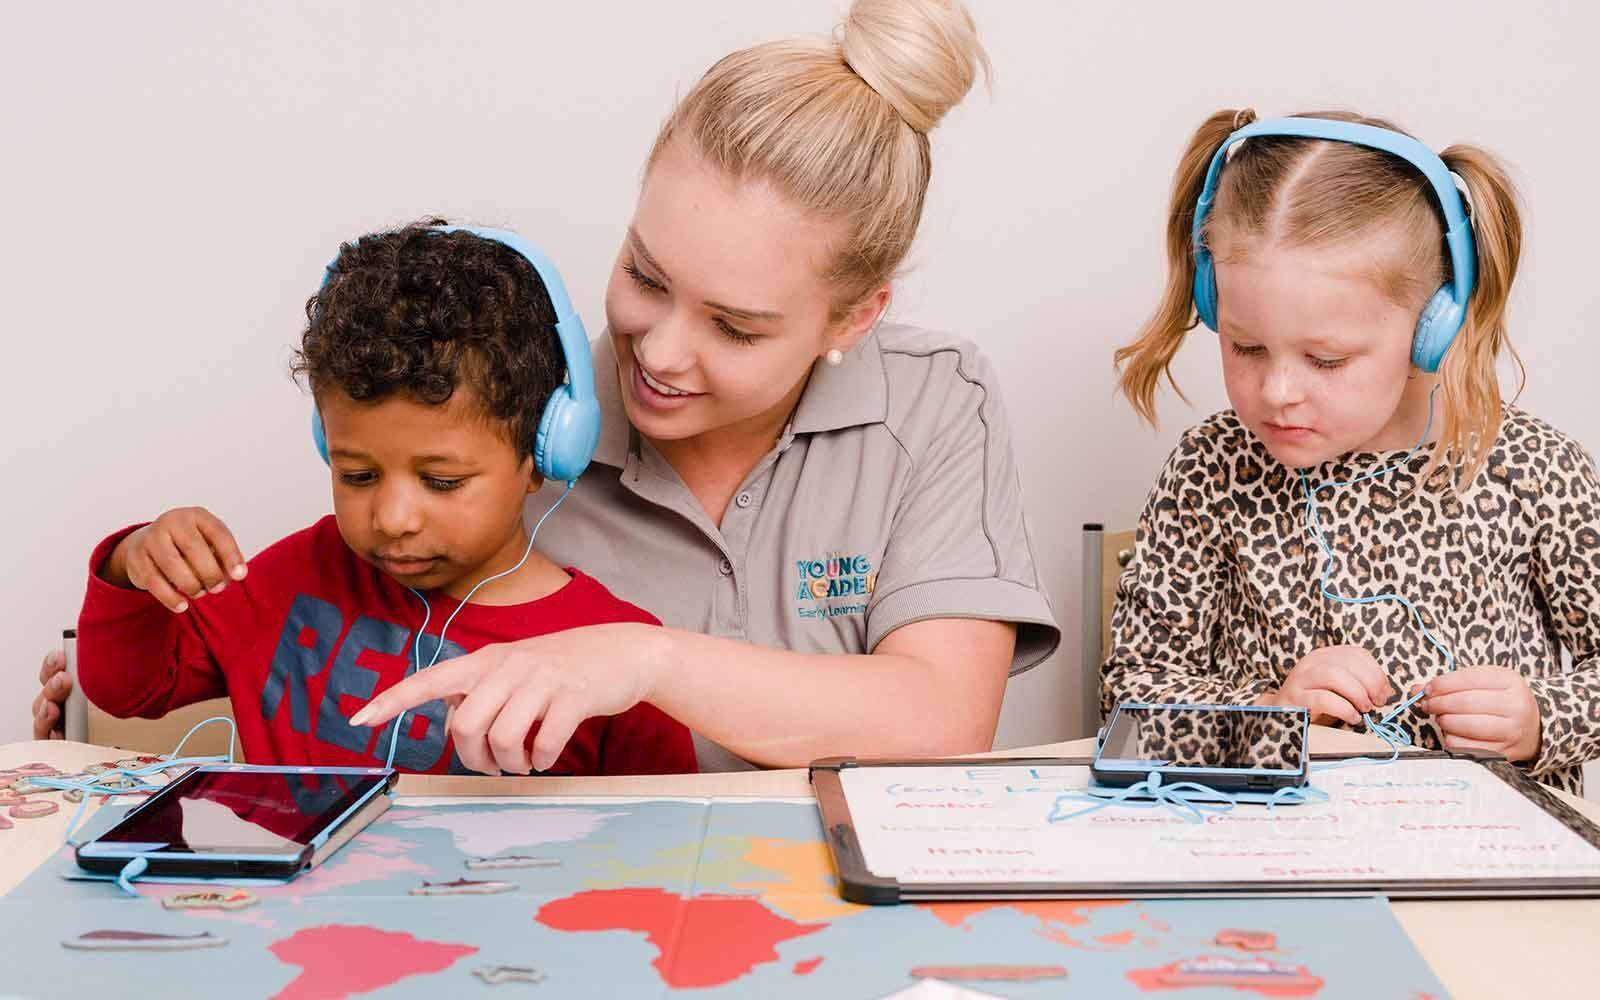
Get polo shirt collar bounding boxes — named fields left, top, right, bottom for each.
left=790, top=330, right=888, bottom=435
left=591, top=332, right=632, bottom=469
left=588, top=329, right=890, bottom=469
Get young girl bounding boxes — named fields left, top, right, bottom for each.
left=1106, top=108, right=1600, bottom=794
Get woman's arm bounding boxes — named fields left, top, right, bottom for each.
left=656, top=617, right=1016, bottom=765
left=351, top=616, right=1015, bottom=772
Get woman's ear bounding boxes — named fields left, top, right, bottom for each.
left=825, top=285, right=892, bottom=358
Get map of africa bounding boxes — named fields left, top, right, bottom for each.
left=0, top=797, right=1446, bottom=998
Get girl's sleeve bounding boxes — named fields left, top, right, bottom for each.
left=1525, top=435, right=1600, bottom=778
left=1102, top=433, right=1269, bottom=717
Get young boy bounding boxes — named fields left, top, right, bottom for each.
left=76, top=222, right=697, bottom=776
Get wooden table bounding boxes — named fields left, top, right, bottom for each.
left=4, top=728, right=1598, bottom=998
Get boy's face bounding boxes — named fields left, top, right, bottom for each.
left=317, top=387, right=540, bottom=598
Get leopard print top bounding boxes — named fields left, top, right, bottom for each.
left=1103, top=406, right=1600, bottom=795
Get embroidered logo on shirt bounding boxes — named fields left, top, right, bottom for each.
left=794, top=553, right=876, bottom=620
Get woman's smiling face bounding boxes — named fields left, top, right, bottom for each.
left=604, top=140, right=868, bottom=446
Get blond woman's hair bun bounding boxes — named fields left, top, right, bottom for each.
left=837, top=0, right=990, bottom=134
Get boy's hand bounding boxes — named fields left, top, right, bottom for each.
left=1262, top=644, right=1395, bottom=726
left=31, top=648, right=71, bottom=739
left=1419, top=666, right=1541, bottom=762
left=103, top=507, right=247, bottom=613
left=349, top=623, right=668, bottom=775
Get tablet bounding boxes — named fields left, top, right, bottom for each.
left=1092, top=702, right=1310, bottom=791
left=75, top=765, right=397, bottom=879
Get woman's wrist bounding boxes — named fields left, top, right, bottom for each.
left=632, top=623, right=679, bottom=705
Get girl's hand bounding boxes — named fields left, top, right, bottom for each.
left=103, top=507, right=247, bottom=612
left=349, top=623, right=669, bottom=775
left=1420, top=666, right=1541, bottom=762
left=1263, top=644, right=1395, bottom=726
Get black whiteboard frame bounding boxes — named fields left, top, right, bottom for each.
left=809, top=750, right=1600, bottom=904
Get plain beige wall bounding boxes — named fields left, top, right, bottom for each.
left=5, top=2, right=1597, bottom=786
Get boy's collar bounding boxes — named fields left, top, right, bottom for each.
left=588, top=330, right=889, bottom=470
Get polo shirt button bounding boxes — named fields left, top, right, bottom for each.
left=718, top=558, right=733, bottom=576
left=735, top=491, right=753, bottom=509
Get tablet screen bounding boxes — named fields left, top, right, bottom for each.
left=1100, top=704, right=1307, bottom=773
left=94, top=768, right=389, bottom=855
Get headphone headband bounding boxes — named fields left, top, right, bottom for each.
left=429, top=225, right=595, bottom=406
left=1193, top=117, right=1477, bottom=312
left=312, top=223, right=600, bottom=483
left=1189, top=117, right=1479, bottom=373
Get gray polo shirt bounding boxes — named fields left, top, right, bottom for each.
left=529, top=324, right=1060, bottom=771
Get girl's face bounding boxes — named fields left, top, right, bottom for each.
left=1214, top=238, right=1431, bottom=468
left=604, top=140, right=883, bottom=448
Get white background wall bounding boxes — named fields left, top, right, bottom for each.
left=4, top=2, right=1597, bottom=781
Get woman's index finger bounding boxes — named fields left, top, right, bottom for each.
left=350, top=659, right=473, bottom=727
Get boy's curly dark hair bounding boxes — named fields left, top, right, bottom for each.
left=291, top=220, right=564, bottom=463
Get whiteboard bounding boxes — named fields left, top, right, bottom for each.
left=814, top=754, right=1600, bottom=901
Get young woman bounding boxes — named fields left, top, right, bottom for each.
left=39, top=0, right=1059, bottom=772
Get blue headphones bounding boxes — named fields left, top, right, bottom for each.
left=1191, top=117, right=1478, bottom=374
left=310, top=225, right=601, bottom=485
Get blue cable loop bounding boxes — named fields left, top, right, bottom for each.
left=31, top=716, right=240, bottom=895
left=37, top=716, right=240, bottom=848
left=115, top=856, right=149, bottom=896
left=1048, top=770, right=1238, bottom=825
left=168, top=714, right=238, bottom=764
left=1309, top=687, right=1427, bottom=773
left=1299, top=384, right=1456, bottom=680
left=1296, top=386, right=1450, bottom=765
left=382, top=484, right=574, bottom=769
left=1263, top=782, right=1329, bottom=810
left=1051, top=692, right=1427, bottom=826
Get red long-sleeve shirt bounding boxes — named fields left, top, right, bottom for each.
left=77, top=516, right=696, bottom=776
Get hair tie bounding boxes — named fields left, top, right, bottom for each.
left=1232, top=108, right=1258, bottom=130
left=840, top=54, right=920, bottom=133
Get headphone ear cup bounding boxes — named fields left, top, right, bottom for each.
left=534, top=387, right=602, bottom=485
left=312, top=410, right=330, bottom=466
left=1192, top=249, right=1220, bottom=332
left=1411, top=286, right=1465, bottom=373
